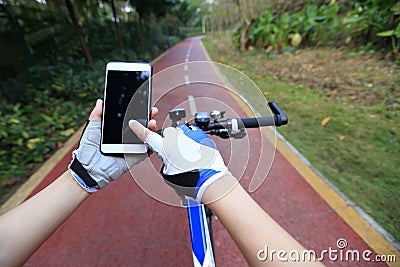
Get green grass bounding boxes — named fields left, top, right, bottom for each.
left=202, top=37, right=400, bottom=242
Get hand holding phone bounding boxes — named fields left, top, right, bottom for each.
left=101, top=62, right=152, bottom=154
left=69, top=99, right=158, bottom=192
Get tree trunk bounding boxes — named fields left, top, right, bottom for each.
left=110, top=0, right=126, bottom=60
left=240, top=20, right=253, bottom=51
left=0, top=4, right=35, bottom=68
left=137, top=16, right=146, bottom=50
left=65, top=0, right=93, bottom=65
left=236, top=0, right=252, bottom=51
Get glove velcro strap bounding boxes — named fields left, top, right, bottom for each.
left=70, top=157, right=98, bottom=187
left=162, top=169, right=200, bottom=199
left=70, top=170, right=98, bottom=193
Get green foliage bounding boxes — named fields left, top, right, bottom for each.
left=302, top=3, right=340, bottom=45
left=129, top=0, right=173, bottom=19
left=377, top=23, right=400, bottom=54
left=0, top=59, right=103, bottom=181
left=0, top=0, right=189, bottom=186
left=240, top=3, right=340, bottom=51
left=342, top=1, right=391, bottom=44
left=340, top=0, right=400, bottom=54
left=235, top=0, right=400, bottom=57
left=232, top=24, right=242, bottom=49
left=376, top=2, right=400, bottom=55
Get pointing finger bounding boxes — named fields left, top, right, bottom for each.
left=128, top=120, right=153, bottom=142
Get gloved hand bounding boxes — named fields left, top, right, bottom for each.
left=129, top=121, right=231, bottom=202
left=69, top=99, right=158, bottom=193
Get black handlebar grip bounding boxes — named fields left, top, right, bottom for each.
left=268, top=102, right=288, bottom=126
left=238, top=117, right=276, bottom=128
left=206, top=117, right=276, bottom=130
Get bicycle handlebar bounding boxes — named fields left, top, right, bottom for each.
left=157, top=101, right=288, bottom=138
left=204, top=101, right=288, bottom=131
left=206, top=116, right=276, bottom=131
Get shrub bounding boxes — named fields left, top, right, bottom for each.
left=234, top=1, right=400, bottom=57
left=0, top=59, right=104, bottom=181
left=238, top=3, right=340, bottom=52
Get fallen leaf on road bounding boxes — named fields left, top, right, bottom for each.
left=321, top=117, right=331, bottom=127
left=330, top=89, right=338, bottom=99
left=339, top=135, right=345, bottom=141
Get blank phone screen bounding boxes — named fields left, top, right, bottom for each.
left=103, top=70, right=150, bottom=144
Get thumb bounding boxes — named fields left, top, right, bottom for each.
left=89, top=99, right=103, bottom=121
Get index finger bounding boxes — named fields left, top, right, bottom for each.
left=129, top=119, right=165, bottom=155
left=128, top=120, right=154, bottom=142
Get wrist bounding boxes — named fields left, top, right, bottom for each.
left=201, top=175, right=239, bottom=205
left=63, top=171, right=91, bottom=198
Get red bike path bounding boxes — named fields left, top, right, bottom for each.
left=2, top=37, right=398, bottom=266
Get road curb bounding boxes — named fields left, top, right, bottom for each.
left=0, top=124, right=84, bottom=215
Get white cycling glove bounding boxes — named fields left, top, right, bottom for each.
left=69, top=120, right=146, bottom=192
left=145, top=124, right=231, bottom=202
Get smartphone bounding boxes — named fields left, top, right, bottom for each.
left=101, top=62, right=152, bottom=154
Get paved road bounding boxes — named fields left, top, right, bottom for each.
left=22, top=37, right=394, bottom=266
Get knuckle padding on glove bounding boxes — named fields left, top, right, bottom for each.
left=162, top=169, right=200, bottom=199
left=69, top=120, right=136, bottom=191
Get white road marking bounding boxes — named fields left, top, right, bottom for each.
left=184, top=75, right=190, bottom=84
left=185, top=42, right=192, bottom=62
left=184, top=64, right=188, bottom=71
left=188, top=95, right=197, bottom=116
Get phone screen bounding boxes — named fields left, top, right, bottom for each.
left=103, top=69, right=150, bottom=145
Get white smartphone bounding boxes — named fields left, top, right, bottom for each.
left=101, top=62, right=152, bottom=154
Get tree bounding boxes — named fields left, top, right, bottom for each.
left=234, top=0, right=266, bottom=50
left=65, top=0, right=93, bottom=64
left=109, top=0, right=126, bottom=59
left=0, top=3, right=35, bottom=68
left=129, top=0, right=173, bottom=21
left=128, top=0, right=173, bottom=49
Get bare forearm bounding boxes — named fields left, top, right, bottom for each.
left=0, top=171, right=89, bottom=266
left=204, top=176, right=322, bottom=266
